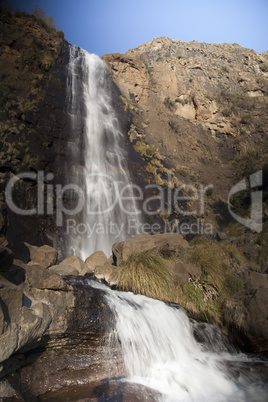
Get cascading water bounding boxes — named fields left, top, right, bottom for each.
left=91, top=280, right=268, bottom=402
left=67, top=46, right=140, bottom=260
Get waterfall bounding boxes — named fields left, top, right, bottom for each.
left=67, top=46, right=140, bottom=260
left=90, top=280, right=268, bottom=402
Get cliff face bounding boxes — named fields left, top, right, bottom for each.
left=0, top=10, right=70, bottom=253
left=103, top=37, right=268, bottom=227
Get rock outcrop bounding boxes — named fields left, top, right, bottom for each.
left=103, top=37, right=268, bottom=228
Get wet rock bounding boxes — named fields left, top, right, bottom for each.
left=94, top=263, right=118, bottom=286
left=24, top=243, right=57, bottom=268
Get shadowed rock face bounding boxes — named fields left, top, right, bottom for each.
left=0, top=10, right=71, bottom=256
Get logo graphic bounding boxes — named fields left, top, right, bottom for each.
left=228, top=170, right=263, bottom=233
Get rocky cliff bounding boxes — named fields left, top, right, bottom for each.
left=0, top=9, right=70, bottom=255
left=103, top=37, right=268, bottom=228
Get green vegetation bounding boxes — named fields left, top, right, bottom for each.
left=177, top=240, right=246, bottom=324
left=190, top=244, right=226, bottom=291
left=117, top=251, right=174, bottom=301
left=206, top=188, right=213, bottom=197
left=222, top=108, right=232, bottom=117
left=240, top=114, right=251, bottom=125
left=164, top=96, right=174, bottom=109
left=57, top=30, right=65, bottom=38
left=168, top=117, right=180, bottom=133
left=31, top=6, right=56, bottom=32
left=147, top=66, right=154, bottom=77
left=133, top=140, right=157, bottom=158
left=175, top=165, right=188, bottom=177
left=221, top=90, right=255, bottom=113
left=232, top=151, right=261, bottom=179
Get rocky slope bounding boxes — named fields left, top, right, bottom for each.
left=103, top=37, right=268, bottom=228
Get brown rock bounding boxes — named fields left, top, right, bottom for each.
left=50, top=256, right=91, bottom=276
left=94, top=263, right=118, bottom=286
left=24, top=243, right=57, bottom=268
left=248, top=271, right=268, bottom=289
left=25, top=263, right=66, bottom=290
left=172, top=261, right=201, bottom=284
left=85, top=251, right=107, bottom=272
left=112, top=233, right=189, bottom=266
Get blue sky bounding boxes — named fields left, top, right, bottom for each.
left=8, top=0, right=268, bottom=56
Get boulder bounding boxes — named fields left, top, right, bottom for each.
left=172, top=261, right=201, bottom=284
left=94, top=263, right=118, bottom=286
left=49, top=264, right=80, bottom=276
left=0, top=283, right=52, bottom=363
left=25, top=263, right=66, bottom=290
left=247, top=271, right=268, bottom=289
left=50, top=256, right=91, bottom=276
left=85, top=251, right=107, bottom=272
left=246, top=287, right=268, bottom=352
left=24, top=243, right=57, bottom=268
left=112, top=233, right=189, bottom=266
left=153, top=233, right=189, bottom=257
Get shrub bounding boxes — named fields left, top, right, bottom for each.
left=175, top=165, right=188, bottom=177
left=147, top=66, right=153, bottom=77
left=31, top=6, right=56, bottom=31
left=117, top=251, right=173, bottom=301
left=133, top=141, right=157, bottom=158
left=40, top=54, right=53, bottom=71
left=57, top=30, right=65, bottom=38
left=164, top=96, right=174, bottom=109
left=223, top=274, right=244, bottom=296
left=168, top=117, right=180, bottom=133
left=240, top=114, right=251, bottom=125
left=222, top=108, right=232, bottom=117
left=232, top=151, right=261, bottom=179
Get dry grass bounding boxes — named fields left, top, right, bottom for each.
left=117, top=251, right=174, bottom=301
left=190, top=243, right=226, bottom=291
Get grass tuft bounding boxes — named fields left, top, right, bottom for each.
left=117, top=251, right=173, bottom=301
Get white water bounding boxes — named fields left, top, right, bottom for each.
left=67, top=46, right=140, bottom=260
left=90, top=280, right=268, bottom=402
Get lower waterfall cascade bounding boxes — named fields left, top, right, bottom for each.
left=91, top=280, right=268, bottom=402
